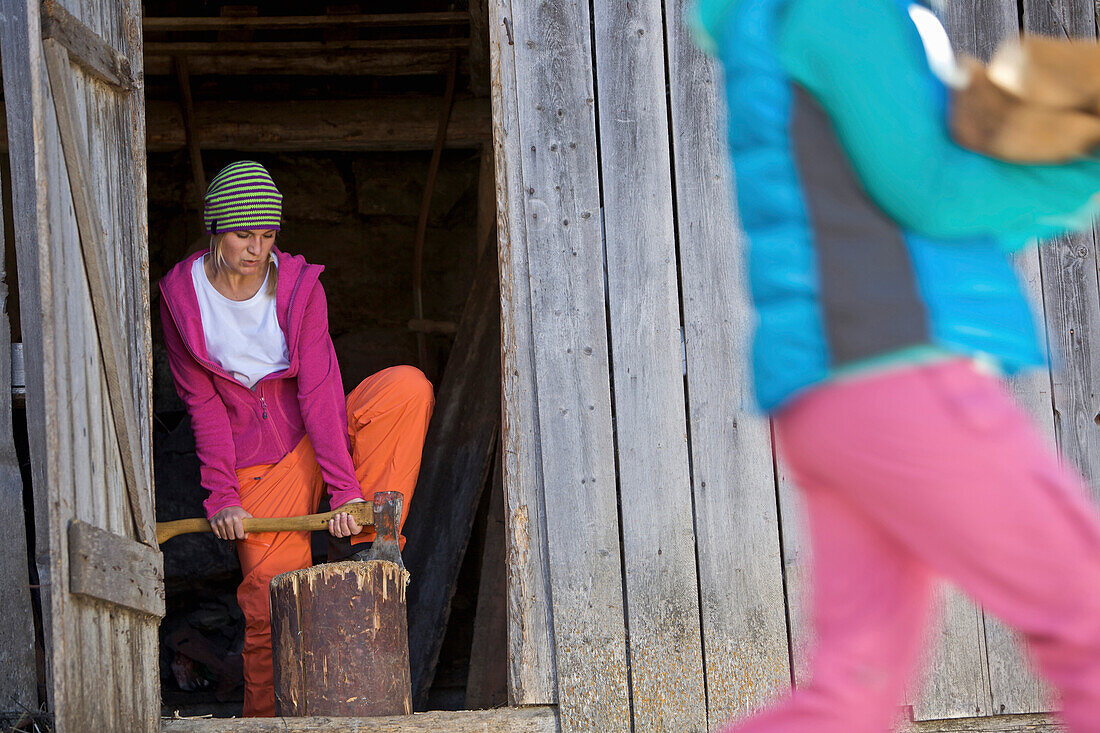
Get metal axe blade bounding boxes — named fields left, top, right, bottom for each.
left=354, top=492, right=404, bottom=569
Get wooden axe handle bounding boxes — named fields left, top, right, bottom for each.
left=156, top=501, right=374, bottom=545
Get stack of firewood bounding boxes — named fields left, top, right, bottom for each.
left=952, top=36, right=1100, bottom=162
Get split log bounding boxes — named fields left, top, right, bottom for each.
left=270, top=560, right=412, bottom=717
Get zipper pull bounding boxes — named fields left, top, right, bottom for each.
left=260, top=395, right=268, bottom=419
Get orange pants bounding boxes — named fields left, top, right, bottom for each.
left=234, top=366, right=434, bottom=717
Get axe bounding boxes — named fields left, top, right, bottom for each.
left=156, top=500, right=375, bottom=545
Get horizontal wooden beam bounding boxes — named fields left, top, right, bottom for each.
left=0, top=97, right=489, bottom=152
left=161, top=706, right=559, bottom=732
left=40, top=0, right=134, bottom=90
left=68, top=521, right=165, bottom=617
left=144, top=12, right=469, bottom=32
left=901, top=713, right=1062, bottom=732
left=145, top=37, right=468, bottom=56
left=143, top=51, right=454, bottom=76
left=146, top=97, right=490, bottom=152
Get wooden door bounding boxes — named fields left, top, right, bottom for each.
left=0, top=1, right=161, bottom=730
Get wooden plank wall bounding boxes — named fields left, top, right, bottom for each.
left=492, top=0, right=1097, bottom=730
left=490, top=0, right=788, bottom=730
left=0, top=0, right=157, bottom=730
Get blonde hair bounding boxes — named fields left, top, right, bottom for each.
left=208, top=233, right=278, bottom=296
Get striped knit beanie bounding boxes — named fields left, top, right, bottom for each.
left=203, top=161, right=283, bottom=234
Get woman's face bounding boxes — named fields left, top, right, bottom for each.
left=219, top=229, right=277, bottom=277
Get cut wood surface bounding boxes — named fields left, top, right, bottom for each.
left=488, top=0, right=558, bottom=704
left=402, top=248, right=501, bottom=706
left=270, top=560, right=412, bottom=717
left=664, top=0, right=791, bottom=722
left=162, top=706, right=561, bottom=732
left=592, top=0, right=706, bottom=729
left=145, top=98, right=490, bottom=152
left=507, top=0, right=632, bottom=729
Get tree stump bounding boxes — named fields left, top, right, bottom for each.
left=270, top=559, right=412, bottom=716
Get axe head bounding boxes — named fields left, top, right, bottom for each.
left=353, top=492, right=404, bottom=569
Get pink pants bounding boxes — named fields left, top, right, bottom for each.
left=724, top=360, right=1100, bottom=733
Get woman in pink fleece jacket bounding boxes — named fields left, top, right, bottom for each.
left=159, top=161, right=435, bottom=716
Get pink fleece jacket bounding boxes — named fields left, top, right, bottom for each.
left=159, top=248, right=363, bottom=519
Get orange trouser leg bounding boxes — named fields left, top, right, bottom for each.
left=234, top=437, right=325, bottom=717
left=346, top=365, right=435, bottom=549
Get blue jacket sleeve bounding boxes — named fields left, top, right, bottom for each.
left=776, top=0, right=1100, bottom=245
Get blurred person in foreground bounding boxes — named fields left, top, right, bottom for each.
left=691, top=0, right=1100, bottom=731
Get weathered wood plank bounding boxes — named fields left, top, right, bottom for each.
left=162, top=706, right=561, bottom=732
left=943, top=0, right=1055, bottom=717
left=1, top=0, right=66, bottom=717
left=900, top=712, right=1064, bottom=732
left=664, top=0, right=792, bottom=724
left=508, top=0, right=632, bottom=729
left=1020, top=0, right=1100, bottom=482
left=403, top=248, right=501, bottom=706
left=465, top=456, right=509, bottom=709
left=4, top=1, right=160, bottom=729
left=68, top=520, right=165, bottom=617
left=487, top=0, right=558, bottom=705
left=0, top=133, right=38, bottom=713
left=910, top=587, right=991, bottom=720
left=40, top=0, right=134, bottom=90
left=592, top=0, right=706, bottom=730
left=42, top=37, right=154, bottom=545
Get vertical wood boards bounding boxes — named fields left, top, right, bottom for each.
left=943, top=0, right=1054, bottom=716
left=664, top=0, right=792, bottom=725
left=0, top=132, right=38, bottom=711
left=0, top=0, right=159, bottom=729
left=506, top=0, right=632, bottom=729
left=487, top=0, right=559, bottom=705
left=592, top=0, right=707, bottom=730
left=1024, top=0, right=1100, bottom=493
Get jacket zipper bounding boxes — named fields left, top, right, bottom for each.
left=257, top=382, right=289, bottom=454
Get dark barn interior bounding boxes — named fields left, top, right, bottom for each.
left=60, top=0, right=502, bottom=718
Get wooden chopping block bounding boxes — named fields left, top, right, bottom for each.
left=270, top=558, right=412, bottom=716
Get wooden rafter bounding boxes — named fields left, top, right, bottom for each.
left=143, top=11, right=469, bottom=32
left=144, top=37, right=469, bottom=56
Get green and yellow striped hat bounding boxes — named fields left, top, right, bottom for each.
left=203, top=161, right=283, bottom=234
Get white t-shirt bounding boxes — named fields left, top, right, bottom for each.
left=192, top=256, right=290, bottom=388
